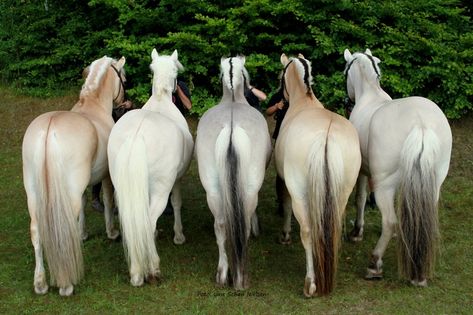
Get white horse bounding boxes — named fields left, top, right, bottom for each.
left=107, top=49, right=193, bottom=287
left=275, top=54, right=361, bottom=296
left=343, top=49, right=452, bottom=286
left=195, top=56, right=271, bottom=290
left=22, top=56, right=126, bottom=296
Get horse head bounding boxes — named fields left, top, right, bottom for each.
left=80, top=56, right=126, bottom=106
left=220, top=55, right=250, bottom=102
left=150, top=49, right=184, bottom=98
left=279, top=53, right=313, bottom=103
left=344, top=48, right=381, bottom=103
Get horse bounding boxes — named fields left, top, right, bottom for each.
left=343, top=48, right=452, bottom=286
left=22, top=56, right=126, bottom=296
left=107, top=49, right=193, bottom=287
left=275, top=54, right=361, bottom=296
left=195, top=56, right=271, bottom=290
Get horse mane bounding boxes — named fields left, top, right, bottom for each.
left=289, top=57, right=313, bottom=96
left=150, top=55, right=184, bottom=97
left=220, top=57, right=250, bottom=96
left=351, top=52, right=382, bottom=82
left=80, top=56, right=115, bottom=98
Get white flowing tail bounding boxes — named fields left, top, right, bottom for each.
left=36, top=131, right=84, bottom=289
left=215, top=124, right=250, bottom=289
left=398, top=127, right=440, bottom=283
left=114, top=136, right=158, bottom=283
left=308, top=132, right=344, bottom=295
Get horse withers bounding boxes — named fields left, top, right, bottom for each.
left=275, top=54, right=361, bottom=296
left=107, top=49, right=193, bottom=287
left=195, top=56, right=271, bottom=290
left=22, top=56, right=126, bottom=296
left=343, top=48, right=452, bottom=286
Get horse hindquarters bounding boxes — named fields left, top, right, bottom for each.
left=397, top=127, right=442, bottom=285
left=23, top=117, right=85, bottom=296
left=111, top=135, right=159, bottom=286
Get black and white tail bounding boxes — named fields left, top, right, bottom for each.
left=398, top=127, right=440, bottom=284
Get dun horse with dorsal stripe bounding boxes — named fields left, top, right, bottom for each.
left=275, top=54, right=361, bottom=296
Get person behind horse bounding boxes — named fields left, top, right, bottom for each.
left=244, top=84, right=267, bottom=112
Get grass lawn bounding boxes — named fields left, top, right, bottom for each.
left=1, top=86, right=472, bottom=314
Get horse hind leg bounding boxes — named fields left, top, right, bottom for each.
left=366, top=187, right=396, bottom=280
left=278, top=177, right=292, bottom=245
left=79, top=194, right=88, bottom=241
left=102, top=176, right=119, bottom=240
left=28, top=197, right=49, bottom=295
left=349, top=174, right=368, bottom=242
left=170, top=182, right=186, bottom=245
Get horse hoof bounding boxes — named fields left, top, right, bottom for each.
left=107, top=229, right=120, bottom=240
left=411, top=279, right=428, bottom=287
left=146, top=273, right=162, bottom=285
left=349, top=227, right=363, bottom=242
left=365, top=268, right=383, bottom=280
left=34, top=283, right=49, bottom=295
left=173, top=234, right=186, bottom=245
left=130, top=274, right=144, bottom=287
left=279, top=232, right=291, bottom=245
left=303, top=277, right=316, bottom=297
left=216, top=268, right=228, bottom=287
left=59, top=285, right=74, bottom=296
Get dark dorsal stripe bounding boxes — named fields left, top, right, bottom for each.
left=229, top=57, right=235, bottom=101
left=297, top=57, right=311, bottom=95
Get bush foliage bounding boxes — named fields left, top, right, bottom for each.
left=1, top=0, right=471, bottom=118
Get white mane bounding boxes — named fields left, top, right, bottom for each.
left=150, top=55, right=183, bottom=97
left=81, top=56, right=114, bottom=97
left=220, top=56, right=250, bottom=92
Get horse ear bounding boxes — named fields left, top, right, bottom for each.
left=171, top=49, right=178, bottom=61
left=365, top=48, right=372, bottom=56
left=298, top=53, right=305, bottom=59
left=238, top=55, right=246, bottom=65
left=151, top=48, right=159, bottom=60
left=116, top=56, right=126, bottom=69
left=344, top=49, right=353, bottom=62
left=280, top=53, right=289, bottom=66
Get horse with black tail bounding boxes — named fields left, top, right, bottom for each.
left=22, top=56, right=126, bottom=296
left=343, top=49, right=452, bottom=286
left=195, top=56, right=271, bottom=290
left=275, top=54, right=361, bottom=296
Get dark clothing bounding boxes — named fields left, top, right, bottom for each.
left=244, top=86, right=262, bottom=112
left=268, top=90, right=289, bottom=140
left=172, top=80, right=191, bottom=115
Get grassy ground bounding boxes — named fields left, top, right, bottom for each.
left=1, top=86, right=472, bottom=314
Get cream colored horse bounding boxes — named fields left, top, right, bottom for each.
left=344, top=49, right=452, bottom=286
left=22, top=56, right=126, bottom=296
left=195, top=56, right=271, bottom=290
left=107, top=49, right=193, bottom=287
left=275, top=54, right=361, bottom=296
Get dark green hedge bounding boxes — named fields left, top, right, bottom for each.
left=1, top=0, right=471, bottom=118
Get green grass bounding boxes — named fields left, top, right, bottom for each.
left=1, top=86, right=472, bottom=314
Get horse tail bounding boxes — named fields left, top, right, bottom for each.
left=308, top=130, right=344, bottom=295
left=215, top=124, right=250, bottom=289
left=397, top=127, right=440, bottom=283
left=37, top=119, right=84, bottom=289
left=113, top=135, right=157, bottom=284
